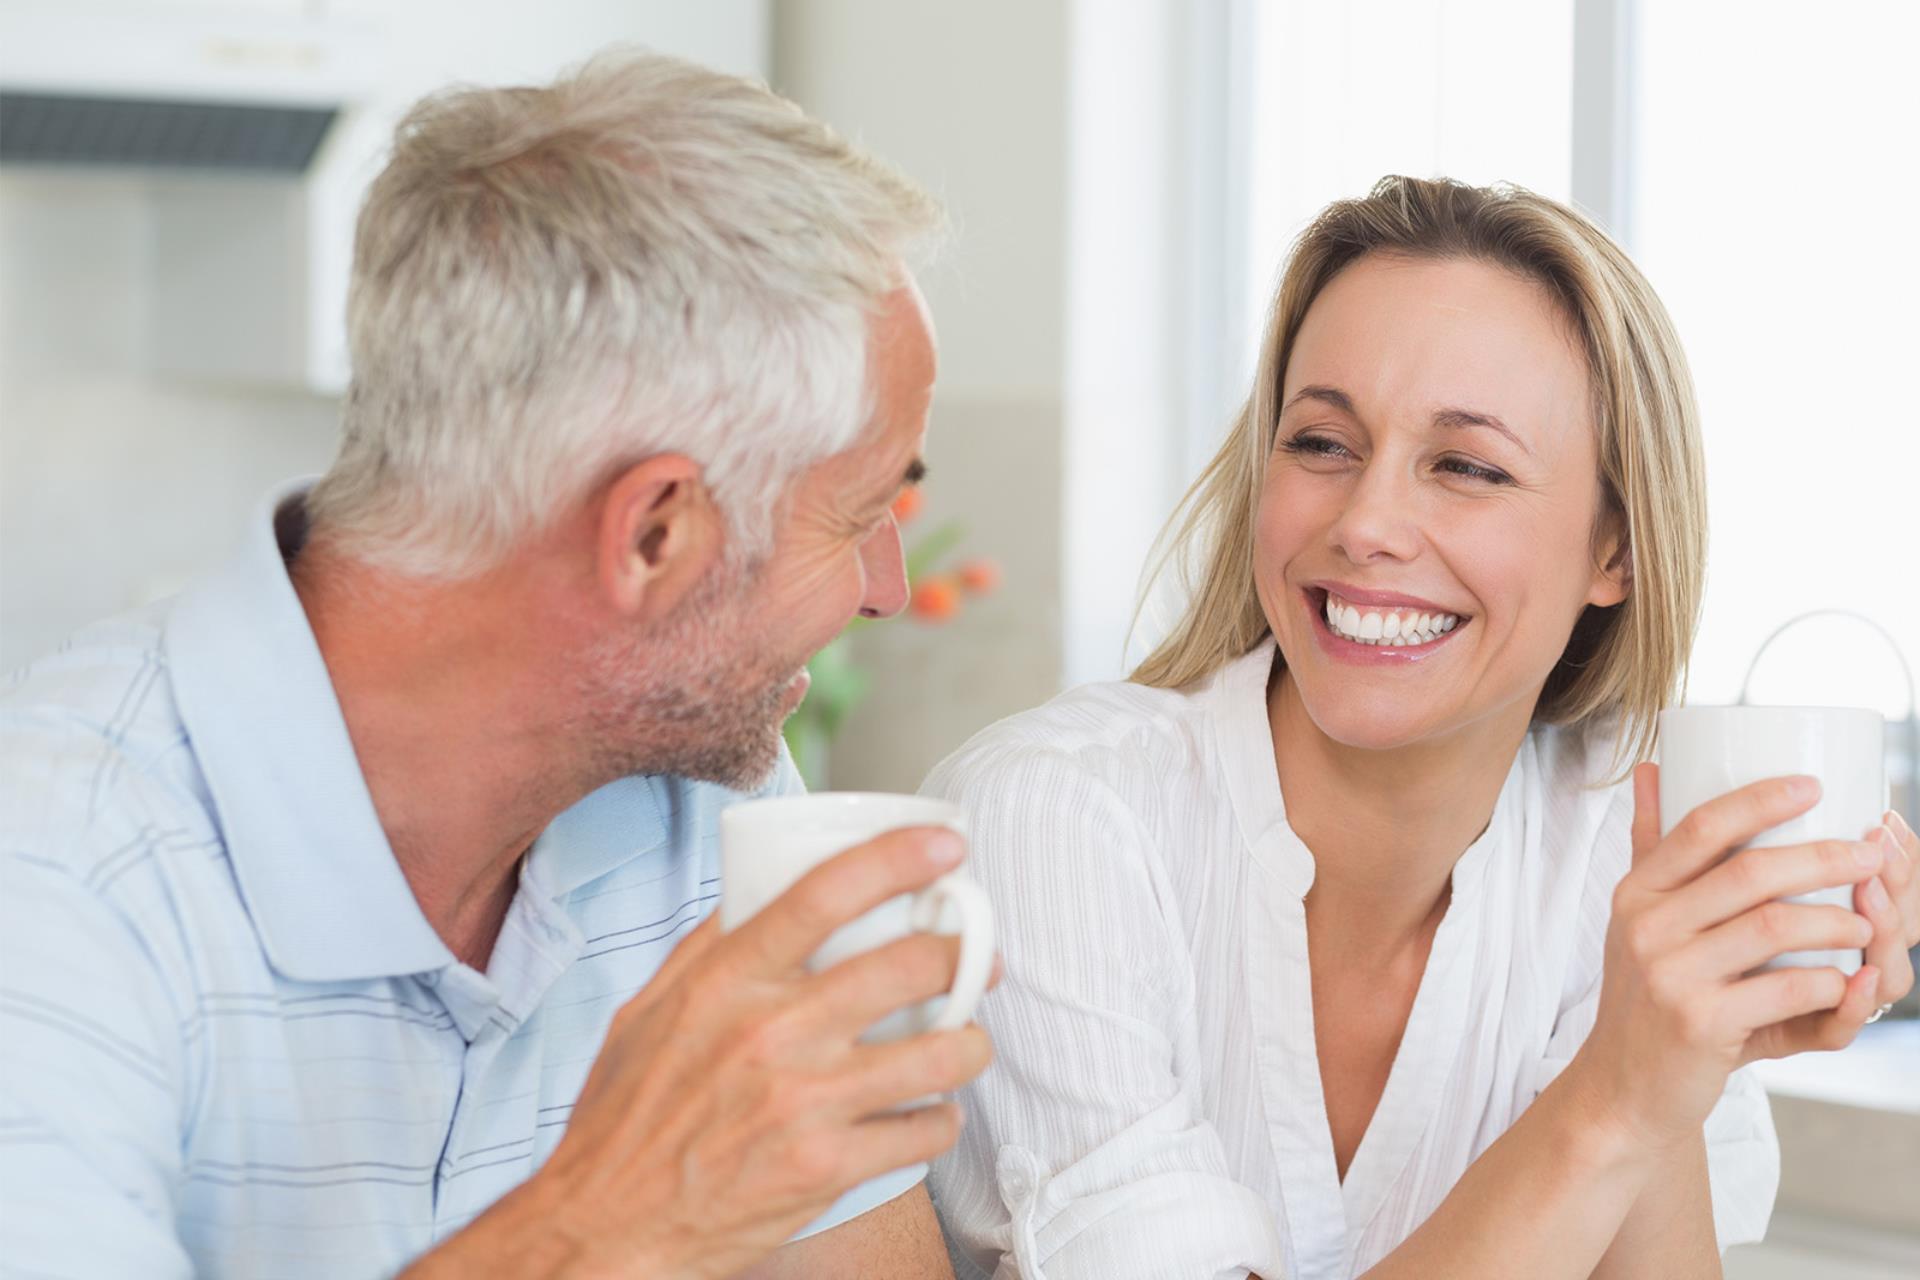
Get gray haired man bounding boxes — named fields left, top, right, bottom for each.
left=0, top=52, right=988, bottom=1278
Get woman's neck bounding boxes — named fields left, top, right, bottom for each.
left=1268, top=662, right=1531, bottom=962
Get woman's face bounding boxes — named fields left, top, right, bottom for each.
left=1256, top=253, right=1628, bottom=752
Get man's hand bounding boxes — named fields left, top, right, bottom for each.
left=405, top=826, right=994, bottom=1280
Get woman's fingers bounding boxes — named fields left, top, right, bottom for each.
left=1639, top=775, right=1822, bottom=893
left=1880, top=813, right=1919, bottom=948
left=1682, top=900, right=1872, bottom=981
left=1667, top=838, right=1882, bottom=933
left=1721, top=964, right=1853, bottom=1043
left=1857, top=872, right=1917, bottom=1007
left=1630, top=763, right=1663, bottom=865
left=1741, top=965, right=1882, bottom=1064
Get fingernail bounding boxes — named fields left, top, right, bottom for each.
left=1864, top=876, right=1891, bottom=912
left=927, top=831, right=966, bottom=868
left=1882, top=826, right=1911, bottom=867
left=1791, top=775, right=1823, bottom=801
left=1892, top=811, right=1915, bottom=840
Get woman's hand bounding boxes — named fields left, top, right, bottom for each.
left=1564, top=766, right=1887, bottom=1155
left=1858, top=810, right=1919, bottom=1012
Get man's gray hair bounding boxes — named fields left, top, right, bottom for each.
left=307, top=49, right=945, bottom=578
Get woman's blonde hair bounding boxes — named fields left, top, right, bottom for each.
left=1132, top=176, right=1707, bottom=770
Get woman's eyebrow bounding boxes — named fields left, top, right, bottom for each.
left=1283, top=385, right=1355, bottom=414
left=1285, top=386, right=1534, bottom=458
left=1432, top=407, right=1533, bottom=457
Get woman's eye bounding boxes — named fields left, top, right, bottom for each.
left=1279, top=433, right=1352, bottom=460
left=1437, top=456, right=1514, bottom=485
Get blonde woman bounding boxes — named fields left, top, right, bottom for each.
left=923, top=177, right=1920, bottom=1279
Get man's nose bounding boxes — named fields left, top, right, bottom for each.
left=858, top=517, right=910, bottom=619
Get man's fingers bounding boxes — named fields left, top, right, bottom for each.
left=1857, top=874, right=1917, bottom=1005
left=1685, top=901, right=1872, bottom=981
left=1674, top=839, right=1883, bottom=932
left=833, top=1026, right=993, bottom=1119
left=805, top=932, right=971, bottom=1036
left=1640, top=775, right=1822, bottom=892
left=729, top=826, right=964, bottom=974
left=834, top=1102, right=966, bottom=1188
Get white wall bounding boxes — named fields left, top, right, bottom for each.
left=0, top=170, right=343, bottom=670
left=771, top=0, right=1071, bottom=792
left=0, top=0, right=768, bottom=672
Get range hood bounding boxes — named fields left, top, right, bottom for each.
left=0, top=2, right=379, bottom=173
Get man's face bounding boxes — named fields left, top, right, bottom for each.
left=580, top=282, right=938, bottom=790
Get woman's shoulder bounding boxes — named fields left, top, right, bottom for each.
left=924, top=674, right=1216, bottom=806
left=1526, top=714, right=1639, bottom=886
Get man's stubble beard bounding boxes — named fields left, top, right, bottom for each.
left=575, top=561, right=803, bottom=792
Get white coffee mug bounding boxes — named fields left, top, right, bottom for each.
left=1658, top=705, right=1888, bottom=975
left=719, top=792, right=995, bottom=1044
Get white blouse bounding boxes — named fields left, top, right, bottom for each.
left=921, top=640, right=1778, bottom=1280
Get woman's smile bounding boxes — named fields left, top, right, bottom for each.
left=1303, top=583, right=1471, bottom=665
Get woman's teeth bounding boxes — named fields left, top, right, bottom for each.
left=1323, top=592, right=1461, bottom=647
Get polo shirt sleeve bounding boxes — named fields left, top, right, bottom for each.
left=0, top=852, right=196, bottom=1279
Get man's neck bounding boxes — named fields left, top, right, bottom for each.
left=291, top=545, right=598, bottom=971
left=1268, top=664, right=1530, bottom=965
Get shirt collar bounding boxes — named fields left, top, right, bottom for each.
left=525, top=774, right=674, bottom=900
left=163, top=481, right=456, bottom=983
left=1207, top=636, right=1522, bottom=902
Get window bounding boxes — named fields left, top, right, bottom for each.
left=1631, top=1, right=1920, bottom=745
left=1233, top=0, right=1918, bottom=776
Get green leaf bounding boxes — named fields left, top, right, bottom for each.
left=905, top=519, right=967, bottom=582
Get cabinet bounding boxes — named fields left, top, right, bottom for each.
left=149, top=0, right=770, bottom=392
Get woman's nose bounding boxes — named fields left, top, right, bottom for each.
left=858, top=516, right=910, bottom=619
left=1327, top=466, right=1422, bottom=565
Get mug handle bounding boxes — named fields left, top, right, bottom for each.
left=910, top=873, right=995, bottom=1031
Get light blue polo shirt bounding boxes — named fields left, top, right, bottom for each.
left=0, top=486, right=920, bottom=1279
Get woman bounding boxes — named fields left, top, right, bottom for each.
left=923, top=177, right=1919, bottom=1279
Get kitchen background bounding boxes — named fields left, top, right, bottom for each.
left=1, top=0, right=1914, bottom=1272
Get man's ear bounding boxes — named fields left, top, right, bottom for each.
left=1589, top=508, right=1632, bottom=609
left=595, top=456, right=724, bottom=623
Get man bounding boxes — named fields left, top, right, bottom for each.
left=0, top=51, right=989, bottom=1278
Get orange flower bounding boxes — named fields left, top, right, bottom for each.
left=957, top=558, right=1000, bottom=594
left=909, top=575, right=961, bottom=622
left=890, top=486, right=925, bottom=524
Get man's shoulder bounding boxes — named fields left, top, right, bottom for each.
left=0, top=603, right=238, bottom=949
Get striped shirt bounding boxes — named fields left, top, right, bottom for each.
left=922, top=639, right=1778, bottom=1280
left=0, top=485, right=918, bottom=1279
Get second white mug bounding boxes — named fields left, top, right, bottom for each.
left=1658, top=704, right=1887, bottom=975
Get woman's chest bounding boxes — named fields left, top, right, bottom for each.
left=1309, top=961, right=1431, bottom=1182
left=1178, top=865, right=1565, bottom=1276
